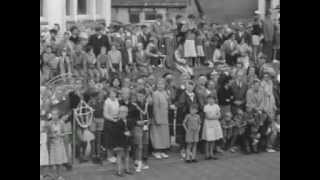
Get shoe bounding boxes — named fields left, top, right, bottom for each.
left=230, top=148, right=236, bottom=153
left=135, top=161, right=142, bottom=173
left=185, top=160, right=191, bottom=163
left=180, top=151, right=186, bottom=159
left=191, top=159, right=198, bottom=163
left=212, top=156, right=219, bottom=160
left=125, top=170, right=133, bottom=175
left=205, top=157, right=211, bottom=160
left=266, top=148, right=276, bottom=153
left=153, top=153, right=162, bottom=159
left=142, top=164, right=150, bottom=170
left=108, top=157, right=117, bottom=163
left=160, top=153, right=169, bottom=159
left=216, top=147, right=224, bottom=153
left=115, top=172, right=125, bottom=177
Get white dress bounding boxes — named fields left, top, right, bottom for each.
left=40, top=121, right=49, bottom=166
left=202, top=104, right=223, bottom=141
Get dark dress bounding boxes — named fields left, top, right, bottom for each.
left=109, top=118, right=135, bottom=149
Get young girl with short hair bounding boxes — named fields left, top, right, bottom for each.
left=202, top=95, right=223, bottom=160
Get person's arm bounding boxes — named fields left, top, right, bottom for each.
left=119, top=51, right=123, bottom=72
left=103, top=100, right=114, bottom=121
left=152, top=92, right=161, bottom=125
left=182, top=115, right=189, bottom=132
left=108, top=52, right=114, bottom=71
left=96, top=55, right=101, bottom=69
left=174, top=50, right=186, bottom=64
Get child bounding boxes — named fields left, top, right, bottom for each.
left=232, top=109, right=247, bottom=153
left=221, top=112, right=234, bottom=151
left=112, top=106, right=135, bottom=177
left=97, top=46, right=109, bottom=81
left=131, top=90, right=151, bottom=172
left=183, top=104, right=201, bottom=163
left=202, top=95, right=223, bottom=160
left=40, top=117, right=49, bottom=179
left=48, top=109, right=68, bottom=180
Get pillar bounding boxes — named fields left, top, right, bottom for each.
left=46, top=0, right=65, bottom=29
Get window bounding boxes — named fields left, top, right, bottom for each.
left=129, top=11, right=140, bottom=23
left=40, top=0, right=44, bottom=17
left=66, top=0, right=71, bottom=16
left=78, top=0, right=87, bottom=15
left=145, top=11, right=157, bottom=21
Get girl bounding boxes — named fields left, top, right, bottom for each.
left=182, top=14, right=198, bottom=67
left=103, top=89, right=120, bottom=164
left=202, top=95, right=223, bottom=160
left=58, top=48, right=72, bottom=79
left=48, top=109, right=68, bottom=180
left=112, top=106, right=135, bottom=177
left=182, top=104, right=201, bottom=163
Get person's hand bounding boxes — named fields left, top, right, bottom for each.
left=111, top=68, right=115, bottom=72
left=170, top=104, right=176, bottom=110
left=137, top=121, right=144, bottom=126
left=124, top=131, right=131, bottom=136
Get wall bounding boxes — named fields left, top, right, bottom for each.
left=199, top=0, right=258, bottom=23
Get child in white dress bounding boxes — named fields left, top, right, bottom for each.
left=202, top=95, right=223, bottom=160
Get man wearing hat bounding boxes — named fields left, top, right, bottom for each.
left=88, top=25, right=111, bottom=57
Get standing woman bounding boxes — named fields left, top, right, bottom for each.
left=103, top=89, right=120, bottom=164
left=150, top=79, right=170, bottom=159
left=260, top=73, right=277, bottom=118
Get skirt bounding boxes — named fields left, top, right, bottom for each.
left=202, top=120, right=223, bottom=141
left=49, top=138, right=68, bottom=165
left=186, top=130, right=200, bottom=143
left=196, top=45, right=205, bottom=57
left=184, top=40, right=197, bottom=58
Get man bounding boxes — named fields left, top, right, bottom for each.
left=138, top=25, right=151, bottom=49
left=88, top=25, right=111, bottom=57
left=121, top=39, right=136, bottom=74
left=262, top=11, right=275, bottom=63
left=230, top=74, right=248, bottom=114
left=69, top=26, right=80, bottom=45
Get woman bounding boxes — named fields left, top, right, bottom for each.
left=260, top=73, right=277, bottom=118
left=135, top=42, right=152, bottom=75
left=108, top=44, right=123, bottom=74
left=217, top=76, right=234, bottom=116
left=150, top=79, right=170, bottom=159
left=103, top=89, right=120, bottom=163
left=174, top=44, right=194, bottom=76
left=246, top=66, right=258, bottom=88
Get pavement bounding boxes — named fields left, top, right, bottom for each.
left=61, top=151, right=280, bottom=180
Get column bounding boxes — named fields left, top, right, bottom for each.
left=46, top=0, right=65, bottom=28
left=105, top=0, right=111, bottom=26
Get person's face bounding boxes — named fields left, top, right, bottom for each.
left=253, top=82, right=260, bottom=91
left=101, top=47, right=106, bottom=54
left=111, top=45, right=117, bottom=51
left=64, top=33, right=70, bottom=40
left=263, top=74, right=270, bottom=81
left=137, top=43, right=143, bottom=50
left=190, top=108, right=198, bottom=114
left=208, top=81, right=215, bottom=89
left=157, top=81, right=165, bottom=91
left=137, top=79, right=145, bottom=89
left=186, top=83, right=194, bottom=92
left=112, top=79, right=120, bottom=87
left=51, top=110, right=59, bottom=120
left=137, top=93, right=145, bottom=102
left=225, top=113, right=232, bottom=121
left=249, top=67, right=256, bottom=75
left=109, top=91, right=117, bottom=99
left=121, top=91, right=130, bottom=100
left=46, top=47, right=52, bottom=53
left=208, top=98, right=215, bottom=105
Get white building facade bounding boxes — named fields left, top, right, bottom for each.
left=40, top=0, right=111, bottom=31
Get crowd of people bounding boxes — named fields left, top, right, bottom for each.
left=40, top=11, right=280, bottom=180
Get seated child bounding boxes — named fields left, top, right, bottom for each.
left=221, top=112, right=235, bottom=151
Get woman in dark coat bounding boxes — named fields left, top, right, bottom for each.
left=217, top=76, right=234, bottom=116
left=174, top=81, right=200, bottom=158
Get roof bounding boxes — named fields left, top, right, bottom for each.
left=112, top=0, right=188, bottom=8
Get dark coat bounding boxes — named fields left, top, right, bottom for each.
left=88, top=34, right=111, bottom=57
